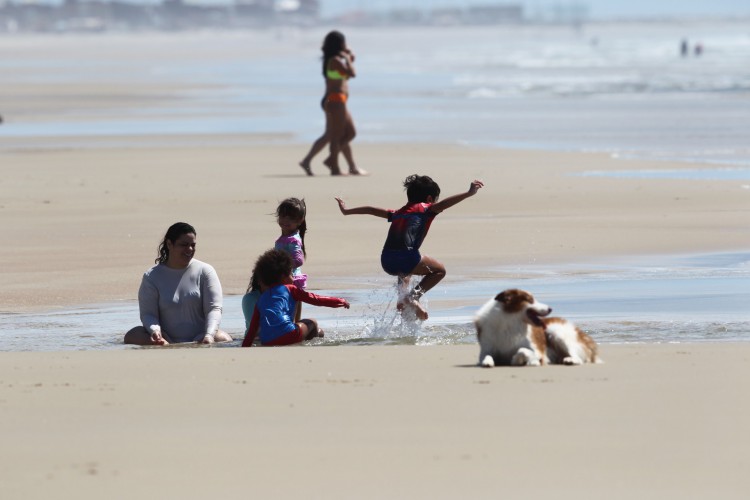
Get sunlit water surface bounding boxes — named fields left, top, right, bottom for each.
left=1, top=253, right=747, bottom=351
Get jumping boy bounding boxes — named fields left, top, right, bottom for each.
left=336, top=174, right=483, bottom=320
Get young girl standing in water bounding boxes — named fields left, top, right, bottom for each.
left=274, top=198, right=308, bottom=321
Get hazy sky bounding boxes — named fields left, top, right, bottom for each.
left=320, top=0, right=750, bottom=19
left=28, top=0, right=750, bottom=19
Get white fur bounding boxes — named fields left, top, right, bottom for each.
left=545, top=322, right=585, bottom=365
left=475, top=289, right=600, bottom=367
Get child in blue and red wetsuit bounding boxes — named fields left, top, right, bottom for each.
left=241, top=249, right=349, bottom=347
left=336, top=174, right=483, bottom=321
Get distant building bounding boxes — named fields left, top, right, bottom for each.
left=465, top=5, right=523, bottom=24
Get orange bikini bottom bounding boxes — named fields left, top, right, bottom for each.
left=326, top=92, right=348, bottom=104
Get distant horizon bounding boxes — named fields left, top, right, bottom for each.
left=14, top=0, right=750, bottom=20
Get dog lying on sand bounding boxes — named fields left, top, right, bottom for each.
left=474, top=289, right=601, bottom=367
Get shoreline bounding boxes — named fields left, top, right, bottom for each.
left=2, top=249, right=748, bottom=351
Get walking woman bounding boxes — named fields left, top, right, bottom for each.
left=299, top=31, right=366, bottom=176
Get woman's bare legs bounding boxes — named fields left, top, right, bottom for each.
left=193, top=330, right=232, bottom=344
left=124, top=326, right=232, bottom=345
left=324, top=101, right=347, bottom=175
left=299, top=133, right=328, bottom=175
left=341, top=110, right=367, bottom=175
left=124, top=326, right=167, bottom=345
left=304, top=135, right=359, bottom=175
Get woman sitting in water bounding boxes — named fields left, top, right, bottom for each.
left=124, top=222, right=231, bottom=346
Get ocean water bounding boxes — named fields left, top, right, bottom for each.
left=0, top=253, right=747, bottom=351
left=2, top=21, right=750, bottom=166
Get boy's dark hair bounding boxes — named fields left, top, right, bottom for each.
left=403, top=174, right=440, bottom=203
left=252, top=249, right=294, bottom=288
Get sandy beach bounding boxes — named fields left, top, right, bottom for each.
left=1, top=343, right=748, bottom=499
left=1, top=137, right=748, bottom=499
left=1, top=30, right=749, bottom=498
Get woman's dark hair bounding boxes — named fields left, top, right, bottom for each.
left=156, top=222, right=196, bottom=264
left=403, top=175, right=441, bottom=203
left=252, top=249, right=294, bottom=288
left=245, top=271, right=260, bottom=294
left=321, top=30, right=346, bottom=77
left=276, top=197, right=307, bottom=257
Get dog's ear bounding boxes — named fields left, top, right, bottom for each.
left=494, top=291, right=508, bottom=303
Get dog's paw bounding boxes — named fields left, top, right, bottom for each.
left=562, top=356, right=583, bottom=366
left=512, top=348, right=540, bottom=366
left=480, top=355, right=495, bottom=368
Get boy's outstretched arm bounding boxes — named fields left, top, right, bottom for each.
left=430, top=180, right=484, bottom=213
left=335, top=197, right=390, bottom=219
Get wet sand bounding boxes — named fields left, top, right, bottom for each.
left=1, top=141, right=748, bottom=312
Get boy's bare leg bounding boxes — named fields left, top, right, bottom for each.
left=404, top=256, right=446, bottom=320
left=394, top=274, right=429, bottom=321
left=410, top=255, right=446, bottom=296
left=396, top=275, right=411, bottom=311
left=404, top=297, right=429, bottom=321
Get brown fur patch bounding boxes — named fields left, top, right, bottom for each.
left=529, top=326, right=547, bottom=364
left=494, top=289, right=535, bottom=314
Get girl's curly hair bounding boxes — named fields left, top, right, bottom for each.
left=251, top=249, right=294, bottom=289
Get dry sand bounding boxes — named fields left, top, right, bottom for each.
left=1, top=343, right=748, bottom=499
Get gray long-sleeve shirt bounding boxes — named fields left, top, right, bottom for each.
left=138, top=259, right=223, bottom=343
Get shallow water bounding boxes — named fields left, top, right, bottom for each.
left=576, top=166, right=750, bottom=181
left=1, top=252, right=747, bottom=351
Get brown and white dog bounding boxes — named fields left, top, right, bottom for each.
left=474, top=289, right=601, bottom=367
